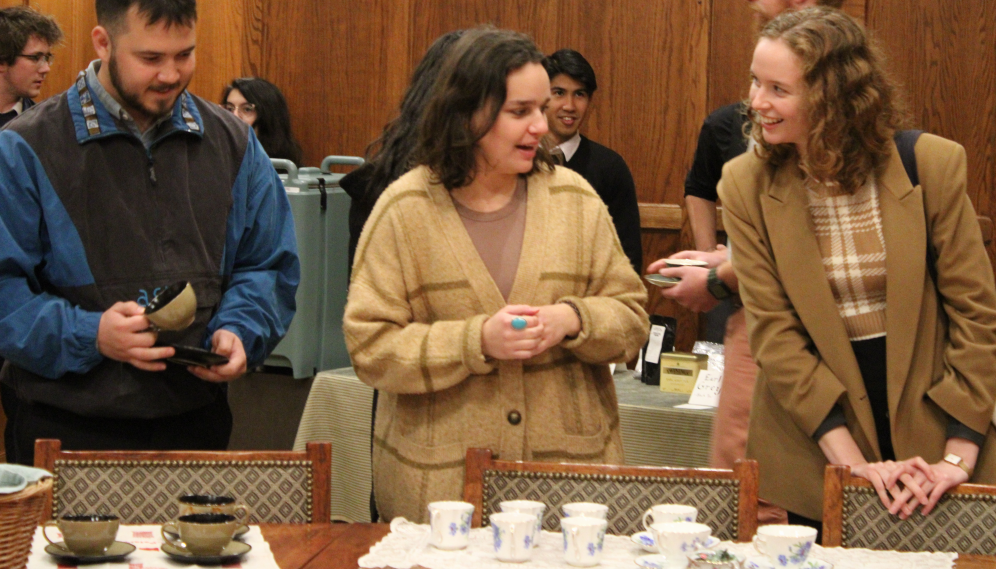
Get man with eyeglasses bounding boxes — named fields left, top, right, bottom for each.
left=0, top=7, right=62, bottom=128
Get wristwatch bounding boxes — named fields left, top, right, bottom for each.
left=943, top=453, right=974, bottom=478
left=706, top=267, right=733, bottom=300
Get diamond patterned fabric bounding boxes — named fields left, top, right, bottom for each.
left=481, top=470, right=740, bottom=540
left=52, top=460, right=314, bottom=523
left=843, top=486, right=996, bottom=553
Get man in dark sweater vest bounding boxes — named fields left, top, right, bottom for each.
left=542, top=49, right=643, bottom=273
left=0, top=6, right=62, bottom=128
left=0, top=0, right=299, bottom=465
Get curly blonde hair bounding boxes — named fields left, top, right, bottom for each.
left=749, top=7, right=905, bottom=192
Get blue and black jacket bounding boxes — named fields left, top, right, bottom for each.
left=0, top=71, right=299, bottom=418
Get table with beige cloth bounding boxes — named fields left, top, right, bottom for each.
left=294, top=367, right=715, bottom=523
left=359, top=518, right=961, bottom=569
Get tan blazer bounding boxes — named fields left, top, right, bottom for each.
left=719, top=134, right=996, bottom=520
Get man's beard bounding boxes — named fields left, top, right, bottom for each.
left=109, top=51, right=186, bottom=123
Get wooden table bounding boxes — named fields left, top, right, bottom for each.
left=261, top=523, right=996, bottom=569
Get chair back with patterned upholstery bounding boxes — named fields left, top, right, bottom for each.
left=822, top=464, right=996, bottom=553
left=463, top=448, right=759, bottom=542
left=34, top=439, right=331, bottom=524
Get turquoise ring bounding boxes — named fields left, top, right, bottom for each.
left=511, top=317, right=527, bottom=330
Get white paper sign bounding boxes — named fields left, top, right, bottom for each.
left=686, top=368, right=724, bottom=408
left=644, top=325, right=666, bottom=364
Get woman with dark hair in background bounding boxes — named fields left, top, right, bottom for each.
left=343, top=27, right=648, bottom=522
left=339, top=30, right=464, bottom=269
left=721, top=7, right=996, bottom=532
left=222, top=77, right=303, bottom=165
left=339, top=30, right=464, bottom=522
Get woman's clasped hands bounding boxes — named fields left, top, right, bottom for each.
left=852, top=455, right=971, bottom=519
left=481, top=304, right=582, bottom=360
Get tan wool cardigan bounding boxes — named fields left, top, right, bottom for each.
left=721, top=134, right=996, bottom=520
left=344, top=165, right=650, bottom=522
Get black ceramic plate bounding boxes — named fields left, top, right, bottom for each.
left=45, top=541, right=136, bottom=564
left=168, top=345, right=229, bottom=368
left=161, top=540, right=251, bottom=564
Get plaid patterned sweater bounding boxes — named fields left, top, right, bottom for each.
left=807, top=180, right=887, bottom=340
left=344, top=165, right=649, bottom=522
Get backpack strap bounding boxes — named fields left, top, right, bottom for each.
left=894, top=129, right=936, bottom=285
left=894, top=129, right=923, bottom=187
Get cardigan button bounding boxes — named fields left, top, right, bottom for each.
left=507, top=410, right=522, bottom=425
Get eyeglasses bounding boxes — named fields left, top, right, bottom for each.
left=223, top=102, right=257, bottom=117
left=17, top=52, right=55, bottom=66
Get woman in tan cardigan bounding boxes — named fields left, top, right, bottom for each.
left=720, top=7, right=996, bottom=531
left=343, top=27, right=649, bottom=523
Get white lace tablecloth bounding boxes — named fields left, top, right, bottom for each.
left=359, top=518, right=958, bottom=569
left=26, top=524, right=280, bottom=569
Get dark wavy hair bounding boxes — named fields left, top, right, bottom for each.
left=222, top=77, right=303, bottom=165
left=96, top=0, right=196, bottom=34
left=542, top=49, right=597, bottom=95
left=0, top=7, right=63, bottom=66
left=749, top=6, right=905, bottom=192
left=353, top=30, right=465, bottom=201
left=417, top=26, right=554, bottom=190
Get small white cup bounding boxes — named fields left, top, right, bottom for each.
left=650, top=521, right=713, bottom=569
left=427, top=501, right=474, bottom=550
left=752, top=524, right=817, bottom=568
left=642, top=504, right=697, bottom=530
left=500, top=500, right=545, bottom=548
left=491, top=512, right=536, bottom=563
left=561, top=516, right=608, bottom=567
left=562, top=502, right=609, bottom=519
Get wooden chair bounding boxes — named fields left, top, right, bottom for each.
left=822, top=464, right=996, bottom=553
left=34, top=439, right=331, bottom=524
left=463, top=448, right=759, bottom=542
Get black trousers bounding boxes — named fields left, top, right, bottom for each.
left=1, top=382, right=232, bottom=466
left=851, top=336, right=894, bottom=461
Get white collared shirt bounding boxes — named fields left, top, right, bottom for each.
left=553, top=133, right=583, bottom=163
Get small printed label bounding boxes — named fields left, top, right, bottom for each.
left=645, top=325, right=666, bottom=364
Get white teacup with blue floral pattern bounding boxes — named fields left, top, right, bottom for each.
left=500, top=500, right=546, bottom=548
left=752, top=524, right=817, bottom=568
left=642, top=503, right=698, bottom=530
left=649, top=521, right=713, bottom=569
left=491, top=512, right=536, bottom=562
left=427, top=501, right=474, bottom=550
left=562, top=502, right=609, bottom=519
left=561, top=516, right=608, bottom=567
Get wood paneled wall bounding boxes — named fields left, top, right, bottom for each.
left=17, top=0, right=996, bottom=348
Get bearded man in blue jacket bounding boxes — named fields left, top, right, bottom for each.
left=0, top=0, right=299, bottom=465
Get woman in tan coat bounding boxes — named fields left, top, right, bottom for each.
left=720, top=7, right=996, bottom=530
left=343, top=28, right=649, bottom=523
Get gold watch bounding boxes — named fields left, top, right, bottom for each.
left=943, top=453, right=974, bottom=478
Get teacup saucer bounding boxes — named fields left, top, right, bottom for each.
left=665, top=259, right=709, bottom=267
left=163, top=523, right=249, bottom=541
left=45, top=541, right=136, bottom=564
left=631, top=531, right=719, bottom=553
left=635, top=554, right=670, bottom=569
left=161, top=540, right=251, bottom=564
left=744, top=556, right=833, bottom=569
